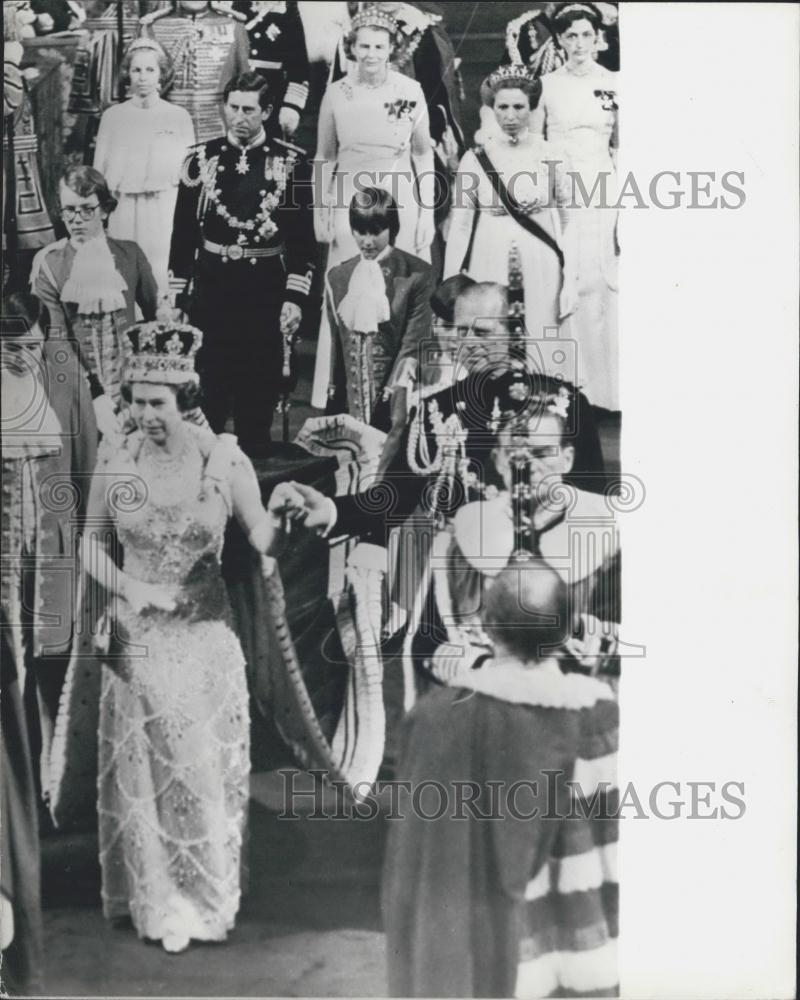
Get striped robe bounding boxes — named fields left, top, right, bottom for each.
left=382, top=664, right=618, bottom=998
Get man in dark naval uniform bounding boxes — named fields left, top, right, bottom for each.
left=169, top=70, right=315, bottom=456
left=285, top=280, right=609, bottom=540
left=235, top=0, right=310, bottom=139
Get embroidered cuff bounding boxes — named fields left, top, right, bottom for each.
left=285, top=270, right=313, bottom=300
left=284, top=81, right=309, bottom=111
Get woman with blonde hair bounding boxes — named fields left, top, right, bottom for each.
left=94, top=37, right=195, bottom=296
left=311, top=3, right=434, bottom=407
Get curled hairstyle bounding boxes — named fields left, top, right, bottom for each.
left=482, top=559, right=570, bottom=663
left=349, top=187, right=400, bottom=243
left=1, top=290, right=50, bottom=338
left=552, top=2, right=602, bottom=38
left=60, top=165, right=118, bottom=217
left=119, top=38, right=175, bottom=96
left=481, top=74, right=542, bottom=110
left=120, top=380, right=204, bottom=414
left=343, top=22, right=399, bottom=62
left=223, top=70, right=273, bottom=111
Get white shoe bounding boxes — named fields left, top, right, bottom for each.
left=162, top=933, right=190, bottom=954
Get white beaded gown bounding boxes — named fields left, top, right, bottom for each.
left=97, top=427, right=250, bottom=946
left=535, top=63, right=619, bottom=410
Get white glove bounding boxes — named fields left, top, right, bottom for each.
left=93, top=394, right=121, bottom=442
left=279, top=106, right=300, bottom=137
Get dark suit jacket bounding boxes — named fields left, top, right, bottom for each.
left=326, top=247, right=433, bottom=433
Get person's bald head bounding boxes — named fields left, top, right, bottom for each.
left=482, top=558, right=569, bottom=664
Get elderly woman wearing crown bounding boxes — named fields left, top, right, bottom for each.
left=443, top=63, right=579, bottom=351
left=53, top=321, right=304, bottom=953
left=94, top=38, right=196, bottom=297
left=311, top=2, right=434, bottom=408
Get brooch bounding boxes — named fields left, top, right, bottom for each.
left=594, top=89, right=618, bottom=112
left=385, top=98, right=417, bottom=122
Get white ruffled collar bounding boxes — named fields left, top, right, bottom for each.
left=61, top=235, right=128, bottom=315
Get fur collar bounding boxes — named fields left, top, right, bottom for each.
left=464, top=658, right=615, bottom=710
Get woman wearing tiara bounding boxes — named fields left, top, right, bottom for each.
left=532, top=1, right=619, bottom=411
left=444, top=64, right=577, bottom=344
left=94, top=38, right=195, bottom=297
left=311, top=3, right=434, bottom=408
left=66, top=321, right=303, bottom=953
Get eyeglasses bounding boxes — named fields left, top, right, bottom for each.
left=61, top=204, right=100, bottom=222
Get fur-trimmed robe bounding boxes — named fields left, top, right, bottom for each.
left=382, top=662, right=619, bottom=998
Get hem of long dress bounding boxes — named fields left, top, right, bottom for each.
left=102, top=893, right=240, bottom=945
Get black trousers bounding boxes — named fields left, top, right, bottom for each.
left=191, top=253, right=286, bottom=454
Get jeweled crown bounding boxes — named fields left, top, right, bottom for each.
left=486, top=63, right=535, bottom=93
left=349, top=5, right=400, bottom=36
left=122, top=322, right=203, bottom=385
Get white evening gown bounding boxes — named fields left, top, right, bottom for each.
left=94, top=98, right=195, bottom=297
left=98, top=428, right=250, bottom=947
left=536, top=63, right=619, bottom=410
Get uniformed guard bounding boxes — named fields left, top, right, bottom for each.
left=139, top=1, right=250, bottom=144
left=169, top=70, right=315, bottom=457
left=234, top=0, right=310, bottom=138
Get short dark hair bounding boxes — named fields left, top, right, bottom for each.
left=60, top=165, right=118, bottom=216
left=1, top=290, right=50, bottom=338
left=349, top=187, right=400, bottom=244
left=119, top=38, right=175, bottom=96
left=223, top=71, right=273, bottom=111
left=120, top=380, right=204, bottom=414
left=552, top=2, right=602, bottom=39
left=496, top=398, right=571, bottom=449
left=482, top=559, right=570, bottom=663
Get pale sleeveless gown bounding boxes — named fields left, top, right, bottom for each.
left=538, top=64, right=619, bottom=410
